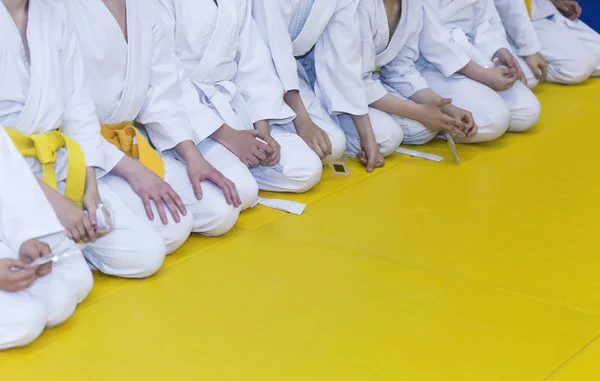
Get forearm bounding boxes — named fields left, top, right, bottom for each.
left=254, top=119, right=271, bottom=136
left=350, top=114, right=377, bottom=143
left=458, top=61, right=488, bottom=84
left=108, top=156, right=141, bottom=182
left=36, top=178, right=67, bottom=210
left=284, top=90, right=312, bottom=131
left=174, top=140, right=203, bottom=164
left=409, top=88, right=443, bottom=105
left=370, top=94, right=422, bottom=121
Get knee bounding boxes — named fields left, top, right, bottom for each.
left=402, top=120, right=437, bottom=145
left=133, top=238, right=167, bottom=278
left=282, top=151, right=323, bottom=193
left=509, top=96, right=541, bottom=133
left=322, top=127, right=347, bottom=165
left=472, top=102, right=511, bottom=142
left=1, top=300, right=46, bottom=350
left=228, top=169, right=259, bottom=211
left=550, top=55, right=596, bottom=84
left=44, top=281, right=77, bottom=328
left=93, top=234, right=167, bottom=278
left=379, top=125, right=404, bottom=157
left=192, top=188, right=240, bottom=236
left=163, top=213, right=194, bottom=254
left=65, top=255, right=94, bottom=303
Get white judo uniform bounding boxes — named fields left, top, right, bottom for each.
left=0, top=0, right=168, bottom=279
left=253, top=0, right=401, bottom=159
left=358, top=0, right=507, bottom=145
left=419, top=0, right=541, bottom=133
left=495, top=0, right=600, bottom=85
left=157, top=0, right=322, bottom=194
left=0, top=127, right=92, bottom=350
left=65, top=0, right=242, bottom=237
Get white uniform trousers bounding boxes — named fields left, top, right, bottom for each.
left=422, top=69, right=540, bottom=135
left=250, top=124, right=323, bottom=194
left=61, top=171, right=191, bottom=279
left=337, top=107, right=405, bottom=155
left=167, top=138, right=259, bottom=237
left=531, top=14, right=600, bottom=85
left=0, top=235, right=92, bottom=350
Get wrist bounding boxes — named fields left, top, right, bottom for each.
left=404, top=102, right=425, bottom=122
left=293, top=114, right=315, bottom=132
left=209, top=123, right=230, bottom=144
left=174, top=140, right=200, bottom=163
left=254, top=120, right=271, bottom=135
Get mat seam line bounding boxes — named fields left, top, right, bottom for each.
left=271, top=229, right=600, bottom=319
left=542, top=332, right=600, bottom=380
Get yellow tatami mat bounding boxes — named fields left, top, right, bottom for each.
left=3, top=79, right=600, bottom=380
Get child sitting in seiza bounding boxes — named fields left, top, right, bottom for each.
left=0, top=0, right=182, bottom=280
left=419, top=0, right=542, bottom=134
left=357, top=0, right=509, bottom=145
left=0, top=127, right=92, bottom=350
left=252, top=0, right=400, bottom=172
left=157, top=0, right=324, bottom=190
left=493, top=0, right=599, bottom=87
left=64, top=0, right=253, bottom=238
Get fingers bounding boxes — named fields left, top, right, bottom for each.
left=311, top=141, right=326, bottom=160
left=323, top=134, right=332, bottom=156
left=151, top=195, right=169, bottom=225
left=37, top=262, right=52, bottom=278
left=358, top=150, right=368, bottom=167
left=366, top=152, right=376, bottom=173
left=9, top=268, right=37, bottom=290
left=434, top=98, right=452, bottom=108
left=170, top=189, right=187, bottom=216
left=500, top=67, right=515, bottom=77
left=9, top=265, right=37, bottom=281
left=74, top=222, right=86, bottom=243
left=87, top=203, right=97, bottom=227
left=255, top=139, right=274, bottom=156
left=211, top=174, right=234, bottom=206
left=228, top=178, right=242, bottom=207
left=266, top=145, right=281, bottom=166
left=163, top=193, right=181, bottom=223
left=37, top=242, right=51, bottom=257
left=253, top=147, right=268, bottom=162
left=191, top=174, right=203, bottom=200
left=246, top=155, right=260, bottom=167
left=465, top=114, right=478, bottom=137
left=142, top=195, right=155, bottom=221
left=540, top=62, right=548, bottom=83
left=82, top=216, right=97, bottom=243
left=518, top=70, right=528, bottom=86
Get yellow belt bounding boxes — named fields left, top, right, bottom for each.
left=101, top=122, right=164, bottom=179
left=4, top=127, right=86, bottom=206
left=525, top=0, right=532, bottom=16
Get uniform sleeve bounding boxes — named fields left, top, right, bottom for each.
left=469, top=0, right=511, bottom=59
left=59, top=9, right=115, bottom=174
left=493, top=0, right=542, bottom=56
left=314, top=0, right=368, bottom=116
left=381, top=10, right=429, bottom=98
left=251, top=0, right=300, bottom=93
left=136, top=15, right=198, bottom=152
left=419, top=0, right=471, bottom=77
left=357, top=0, right=388, bottom=104
left=155, top=0, right=225, bottom=142
left=0, top=129, right=64, bottom=256
left=235, top=0, right=295, bottom=124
